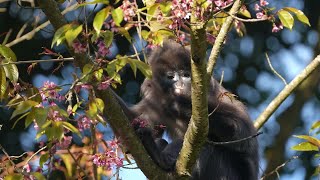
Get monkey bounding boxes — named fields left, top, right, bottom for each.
left=117, top=40, right=259, bottom=179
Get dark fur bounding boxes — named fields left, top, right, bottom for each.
left=125, top=41, right=259, bottom=179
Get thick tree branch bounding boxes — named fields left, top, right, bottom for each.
left=206, top=0, right=243, bottom=78
left=36, top=1, right=169, bottom=179
left=254, top=55, right=320, bottom=129
left=175, top=7, right=208, bottom=179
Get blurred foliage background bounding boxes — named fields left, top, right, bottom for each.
left=0, top=0, right=320, bottom=179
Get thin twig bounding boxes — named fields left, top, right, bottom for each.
left=260, top=156, right=299, bottom=180
left=5, top=3, right=78, bottom=47
left=254, top=55, right=320, bottom=129
left=25, top=146, right=47, bottom=164
left=67, top=148, right=88, bottom=178
left=207, top=132, right=262, bottom=145
left=265, top=53, right=287, bottom=86
left=0, top=57, right=74, bottom=66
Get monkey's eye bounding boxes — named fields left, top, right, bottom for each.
left=183, top=72, right=190, bottom=78
left=166, top=72, right=175, bottom=80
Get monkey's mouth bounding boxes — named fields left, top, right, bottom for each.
left=174, top=87, right=184, bottom=95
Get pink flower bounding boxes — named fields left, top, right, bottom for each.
left=120, top=0, right=137, bottom=22
left=272, top=23, right=283, bottom=33
left=77, top=115, right=93, bottom=131
left=39, top=81, right=64, bottom=103
left=96, top=40, right=110, bottom=57
left=97, top=80, right=111, bottom=90
left=254, top=4, right=260, bottom=11
left=72, top=41, right=87, bottom=54
left=260, top=0, right=269, bottom=6
left=57, top=136, right=72, bottom=149
left=92, top=150, right=123, bottom=170
left=256, top=12, right=267, bottom=19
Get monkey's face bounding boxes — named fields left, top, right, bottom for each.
left=163, top=70, right=191, bottom=97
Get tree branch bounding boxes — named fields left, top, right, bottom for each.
left=175, top=5, right=209, bottom=179
left=206, top=0, right=243, bottom=78
left=254, top=55, right=320, bottom=129
left=35, top=0, right=169, bottom=179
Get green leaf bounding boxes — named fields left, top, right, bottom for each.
left=293, top=135, right=320, bottom=147
left=31, top=172, right=46, bottom=180
left=135, top=60, right=152, bottom=79
left=10, top=100, right=39, bottom=120
left=127, top=58, right=137, bottom=77
left=283, top=7, right=311, bottom=26
left=278, top=9, right=294, bottom=30
left=0, top=45, right=17, bottom=62
left=159, top=2, right=172, bottom=15
left=0, top=66, right=6, bottom=99
left=52, top=24, right=72, bottom=47
left=61, top=121, right=81, bottom=137
left=87, top=100, right=98, bottom=118
left=25, top=107, right=49, bottom=128
left=12, top=111, right=29, bottom=129
left=94, top=98, right=104, bottom=112
left=94, top=7, right=110, bottom=35
left=141, top=30, right=150, bottom=40
left=3, top=61, right=19, bottom=83
left=101, top=30, right=114, bottom=47
left=78, top=0, right=109, bottom=6
left=147, top=3, right=159, bottom=21
left=238, top=8, right=251, bottom=18
left=65, top=24, right=83, bottom=46
left=291, top=142, right=319, bottom=151
left=117, top=27, right=131, bottom=42
left=111, top=8, right=124, bottom=27
left=4, top=174, right=23, bottom=180
left=39, top=153, right=49, bottom=168
left=310, top=120, right=320, bottom=132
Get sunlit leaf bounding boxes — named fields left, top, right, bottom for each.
left=94, top=7, right=110, bottom=35
left=39, top=153, right=49, bottom=168
left=3, top=61, right=19, bottom=83
left=65, top=24, right=83, bottom=46
left=10, top=100, right=39, bottom=120
left=293, top=135, right=320, bottom=147
left=94, top=98, right=105, bottom=113
left=111, top=8, right=124, bottom=27
left=0, top=67, right=6, bottom=99
left=88, top=100, right=98, bottom=118
left=238, top=8, right=251, bottom=18
left=159, top=1, right=172, bottom=15
left=52, top=24, right=72, bottom=47
left=147, top=3, right=159, bottom=21
left=62, top=121, right=81, bottom=137
left=310, top=120, right=320, bottom=132
left=283, top=7, right=311, bottom=26
left=78, top=0, right=109, bottom=6
left=278, top=9, right=294, bottom=30
left=31, top=172, right=46, bottom=180
left=60, top=154, right=74, bottom=177
left=291, top=142, right=319, bottom=151
left=117, top=27, right=131, bottom=42
left=135, top=60, right=152, bottom=79
left=4, top=173, right=23, bottom=180
left=0, top=44, right=17, bottom=62
left=101, top=30, right=114, bottom=47
left=25, top=107, right=49, bottom=128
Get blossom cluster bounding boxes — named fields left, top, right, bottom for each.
left=39, top=81, right=64, bottom=105
left=120, top=0, right=137, bottom=22
left=92, top=147, right=123, bottom=170
left=96, top=40, right=111, bottom=57
left=77, top=115, right=95, bottom=131
left=72, top=41, right=87, bottom=54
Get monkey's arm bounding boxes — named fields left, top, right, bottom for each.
left=137, top=128, right=183, bottom=171
left=110, top=89, right=137, bottom=121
